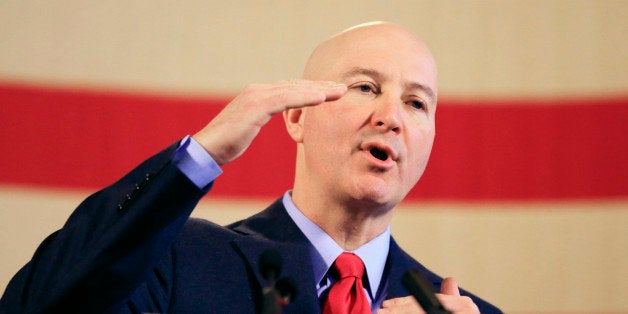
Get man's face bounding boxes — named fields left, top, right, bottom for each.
left=299, top=25, right=438, bottom=209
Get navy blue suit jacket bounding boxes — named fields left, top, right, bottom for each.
left=0, top=143, right=502, bottom=313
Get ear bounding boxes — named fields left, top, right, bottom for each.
left=283, top=108, right=305, bottom=143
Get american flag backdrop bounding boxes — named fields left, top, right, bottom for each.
left=1, top=2, right=626, bottom=313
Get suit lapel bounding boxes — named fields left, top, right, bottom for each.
left=385, top=238, right=414, bottom=299
left=384, top=238, right=443, bottom=299
left=229, top=199, right=321, bottom=313
left=227, top=199, right=445, bottom=311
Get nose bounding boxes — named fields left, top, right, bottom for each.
left=371, top=96, right=402, bottom=134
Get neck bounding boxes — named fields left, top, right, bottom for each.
left=290, top=187, right=394, bottom=251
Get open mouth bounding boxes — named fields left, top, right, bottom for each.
left=370, top=147, right=389, bottom=161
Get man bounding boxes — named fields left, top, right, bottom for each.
left=0, top=22, right=501, bottom=313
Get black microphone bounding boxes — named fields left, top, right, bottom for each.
left=275, top=277, right=297, bottom=306
left=259, top=249, right=291, bottom=314
left=402, top=269, right=452, bottom=314
left=260, top=249, right=283, bottom=282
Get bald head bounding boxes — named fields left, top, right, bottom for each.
left=286, top=22, right=439, bottom=212
left=303, top=22, right=438, bottom=97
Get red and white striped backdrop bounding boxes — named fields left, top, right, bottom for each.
left=1, top=2, right=627, bottom=313
left=2, top=82, right=626, bottom=200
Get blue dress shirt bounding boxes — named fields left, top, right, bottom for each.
left=282, top=192, right=390, bottom=312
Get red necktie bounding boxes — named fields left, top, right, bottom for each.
left=323, top=252, right=371, bottom=314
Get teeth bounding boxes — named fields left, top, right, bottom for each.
left=370, top=148, right=388, bottom=161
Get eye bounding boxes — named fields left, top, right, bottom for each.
left=409, top=100, right=424, bottom=110
left=359, top=84, right=373, bottom=93
left=349, top=81, right=379, bottom=95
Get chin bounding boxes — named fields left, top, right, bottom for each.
left=351, top=180, right=401, bottom=209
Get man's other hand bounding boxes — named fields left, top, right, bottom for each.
left=377, top=277, right=480, bottom=314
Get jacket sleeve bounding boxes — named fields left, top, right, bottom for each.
left=0, top=140, right=209, bottom=314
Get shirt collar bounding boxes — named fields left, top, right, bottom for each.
left=282, top=191, right=391, bottom=297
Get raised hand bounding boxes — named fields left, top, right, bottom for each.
left=193, top=80, right=346, bottom=165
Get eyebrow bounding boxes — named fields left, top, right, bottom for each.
left=341, top=67, right=384, bottom=82
left=340, top=67, right=437, bottom=103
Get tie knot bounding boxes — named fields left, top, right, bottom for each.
left=333, top=252, right=365, bottom=279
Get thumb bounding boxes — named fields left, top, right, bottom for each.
left=440, top=277, right=461, bottom=296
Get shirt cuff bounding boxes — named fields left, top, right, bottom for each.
left=173, top=135, right=223, bottom=189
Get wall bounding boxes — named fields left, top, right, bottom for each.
left=1, top=1, right=627, bottom=312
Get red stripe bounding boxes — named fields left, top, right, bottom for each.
left=1, top=83, right=627, bottom=200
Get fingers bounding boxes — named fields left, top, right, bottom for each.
left=440, top=277, right=460, bottom=296
left=437, top=278, right=480, bottom=314
left=378, top=296, right=424, bottom=314
left=280, top=79, right=347, bottom=103
left=435, top=294, right=480, bottom=314
left=261, top=80, right=346, bottom=114
left=379, top=292, right=480, bottom=314
left=378, top=278, right=478, bottom=314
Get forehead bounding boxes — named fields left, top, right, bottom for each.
left=324, top=27, right=438, bottom=93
